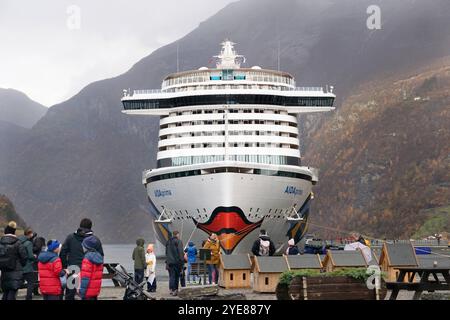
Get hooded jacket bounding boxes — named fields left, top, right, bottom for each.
left=184, top=242, right=198, bottom=264
left=0, top=235, right=27, bottom=290
left=80, top=250, right=104, bottom=299
left=165, top=236, right=184, bottom=266
left=60, top=227, right=104, bottom=268
left=38, top=251, right=63, bottom=296
left=251, top=235, right=276, bottom=256
left=132, top=239, right=146, bottom=270
left=203, top=238, right=220, bottom=265
left=18, top=235, right=36, bottom=274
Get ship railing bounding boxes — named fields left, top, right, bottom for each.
left=126, top=87, right=326, bottom=96
left=286, top=87, right=324, bottom=92
left=133, top=89, right=163, bottom=95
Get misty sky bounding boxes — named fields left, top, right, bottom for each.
left=0, top=0, right=235, bottom=106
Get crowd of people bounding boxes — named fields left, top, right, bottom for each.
left=0, top=218, right=104, bottom=300
left=1, top=219, right=305, bottom=300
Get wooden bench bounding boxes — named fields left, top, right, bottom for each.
left=189, top=262, right=208, bottom=284
left=388, top=267, right=450, bottom=300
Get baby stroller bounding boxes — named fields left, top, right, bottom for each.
left=112, top=265, right=155, bottom=300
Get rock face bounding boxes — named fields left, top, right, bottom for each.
left=0, top=194, right=26, bottom=229
left=1, top=0, right=450, bottom=242
left=0, top=88, right=47, bottom=129
left=305, top=57, right=450, bottom=239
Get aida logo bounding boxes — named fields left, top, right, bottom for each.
left=285, top=186, right=302, bottom=195
left=154, top=189, right=172, bottom=197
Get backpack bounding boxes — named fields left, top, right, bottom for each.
left=0, top=242, right=16, bottom=271
left=258, top=239, right=270, bottom=256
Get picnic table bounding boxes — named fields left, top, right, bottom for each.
left=386, top=266, right=450, bottom=300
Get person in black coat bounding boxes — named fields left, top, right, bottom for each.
left=251, top=229, right=276, bottom=256
left=165, top=231, right=184, bottom=296
left=59, top=218, right=104, bottom=300
left=0, top=221, right=27, bottom=300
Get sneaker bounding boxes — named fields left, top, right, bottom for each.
left=172, top=290, right=178, bottom=296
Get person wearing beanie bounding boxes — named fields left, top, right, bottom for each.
left=251, top=229, right=276, bottom=256
left=286, top=238, right=300, bottom=255
left=38, top=240, right=65, bottom=300
left=145, top=243, right=157, bottom=292
left=3, top=220, right=17, bottom=235
left=79, top=235, right=104, bottom=300
left=132, top=238, right=146, bottom=285
left=59, top=218, right=104, bottom=300
left=0, top=221, right=27, bottom=300
left=184, top=241, right=198, bottom=284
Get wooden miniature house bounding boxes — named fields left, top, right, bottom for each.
left=285, top=254, right=323, bottom=271
left=218, top=254, right=252, bottom=289
left=378, top=242, right=419, bottom=282
left=417, top=255, right=450, bottom=269
left=253, top=256, right=289, bottom=293
left=322, top=250, right=368, bottom=272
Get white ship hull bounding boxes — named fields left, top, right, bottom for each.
left=146, top=163, right=313, bottom=254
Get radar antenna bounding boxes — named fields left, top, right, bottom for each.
left=214, top=39, right=245, bottom=69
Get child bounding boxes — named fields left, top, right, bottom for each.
left=145, top=243, right=157, bottom=292
left=184, top=241, right=198, bottom=284
left=286, top=238, right=300, bottom=255
left=79, top=235, right=103, bottom=300
left=38, top=240, right=65, bottom=300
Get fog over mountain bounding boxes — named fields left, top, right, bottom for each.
left=1, top=0, right=449, bottom=242
left=0, top=88, right=47, bottom=128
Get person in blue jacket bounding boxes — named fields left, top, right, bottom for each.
left=184, top=242, right=198, bottom=284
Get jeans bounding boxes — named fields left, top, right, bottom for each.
left=2, top=290, right=17, bottom=300
left=134, top=269, right=145, bottom=285
left=187, top=262, right=197, bottom=282
left=168, top=264, right=182, bottom=291
left=180, top=267, right=186, bottom=287
left=207, top=264, right=218, bottom=284
left=64, top=287, right=76, bottom=300
left=23, top=272, right=37, bottom=300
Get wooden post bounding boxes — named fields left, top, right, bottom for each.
left=302, top=276, right=308, bottom=300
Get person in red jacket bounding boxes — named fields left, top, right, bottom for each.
left=79, top=235, right=103, bottom=300
left=38, top=240, right=65, bottom=300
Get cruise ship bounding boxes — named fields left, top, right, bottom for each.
left=122, top=40, right=335, bottom=254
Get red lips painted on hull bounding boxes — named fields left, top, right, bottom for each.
left=193, top=206, right=263, bottom=254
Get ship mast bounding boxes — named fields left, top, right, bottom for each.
left=214, top=40, right=245, bottom=69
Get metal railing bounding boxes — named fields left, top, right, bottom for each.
left=129, top=86, right=326, bottom=96
left=133, top=89, right=162, bottom=95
